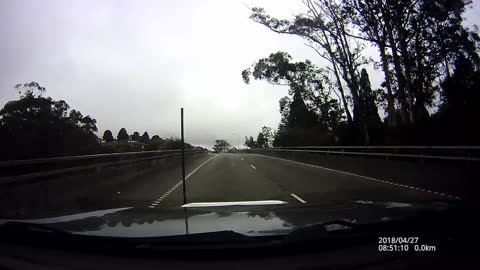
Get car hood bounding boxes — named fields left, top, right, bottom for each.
left=0, top=200, right=453, bottom=238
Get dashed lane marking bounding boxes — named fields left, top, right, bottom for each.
left=148, top=154, right=218, bottom=208
left=252, top=154, right=463, bottom=200
left=291, top=193, right=307, bottom=203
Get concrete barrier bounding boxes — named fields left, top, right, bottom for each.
left=0, top=153, right=208, bottom=217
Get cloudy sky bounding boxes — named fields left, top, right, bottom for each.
left=1, top=0, right=479, bottom=149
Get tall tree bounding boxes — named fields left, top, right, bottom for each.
left=243, top=52, right=344, bottom=136
left=213, top=139, right=231, bottom=152
left=256, top=132, right=267, bottom=148
left=344, top=0, right=397, bottom=126
left=260, top=126, right=273, bottom=147
left=130, top=131, right=140, bottom=142
left=277, top=91, right=332, bottom=146
left=248, top=0, right=375, bottom=142
left=244, top=136, right=257, bottom=148
left=0, top=83, right=99, bottom=159
left=440, top=55, right=480, bottom=127
left=140, top=131, right=150, bottom=143
left=359, top=69, right=382, bottom=127
left=145, top=135, right=164, bottom=150
left=151, top=135, right=163, bottom=142
left=346, top=0, right=479, bottom=126
left=117, top=128, right=129, bottom=142
left=103, top=130, right=114, bottom=142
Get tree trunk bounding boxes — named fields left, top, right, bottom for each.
left=378, top=42, right=397, bottom=127
left=332, top=62, right=353, bottom=125
left=398, top=28, right=415, bottom=124
left=384, top=18, right=409, bottom=124
left=379, top=1, right=409, bottom=124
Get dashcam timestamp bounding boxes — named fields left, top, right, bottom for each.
left=378, top=237, right=437, bottom=252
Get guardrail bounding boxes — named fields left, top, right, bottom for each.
left=245, top=146, right=480, bottom=162
left=0, top=149, right=208, bottom=184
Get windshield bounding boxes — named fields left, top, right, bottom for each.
left=0, top=0, right=477, bottom=246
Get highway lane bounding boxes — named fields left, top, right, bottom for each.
left=1, top=153, right=219, bottom=218
left=1, top=152, right=452, bottom=219
left=156, top=153, right=445, bottom=208
left=98, top=153, right=216, bottom=207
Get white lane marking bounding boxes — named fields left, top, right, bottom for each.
left=252, top=154, right=463, bottom=200
left=241, top=158, right=244, bottom=161
left=148, top=206, right=155, bottom=208
left=291, top=193, right=307, bottom=204
left=182, top=200, right=287, bottom=208
left=149, top=154, right=218, bottom=208
left=250, top=164, right=256, bottom=170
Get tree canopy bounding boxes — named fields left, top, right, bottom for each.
left=213, top=139, right=231, bottom=152
left=0, top=82, right=204, bottom=159
left=103, top=130, right=114, bottom=142
left=243, top=0, right=480, bottom=146
left=130, top=131, right=140, bottom=142
left=0, top=82, right=99, bottom=159
left=117, top=128, right=129, bottom=142
left=244, top=136, right=257, bottom=148
left=140, top=131, right=150, bottom=143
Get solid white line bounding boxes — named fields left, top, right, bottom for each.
left=148, top=206, right=155, bottom=208
left=148, top=154, right=218, bottom=207
left=291, top=193, right=307, bottom=203
left=250, top=164, right=256, bottom=170
left=252, top=154, right=463, bottom=200
left=185, top=154, right=217, bottom=179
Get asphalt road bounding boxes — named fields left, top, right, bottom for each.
left=0, top=152, right=460, bottom=219
left=117, top=153, right=447, bottom=209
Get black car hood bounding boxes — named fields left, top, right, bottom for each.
left=0, top=200, right=453, bottom=238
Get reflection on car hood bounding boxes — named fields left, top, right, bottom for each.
left=0, top=201, right=452, bottom=238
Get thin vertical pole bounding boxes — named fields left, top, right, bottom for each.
left=181, top=108, right=187, bottom=205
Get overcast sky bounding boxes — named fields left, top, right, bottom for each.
left=1, top=0, right=479, bottom=149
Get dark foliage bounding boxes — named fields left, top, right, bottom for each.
left=213, top=139, right=231, bottom=152
left=243, top=0, right=480, bottom=146
left=103, top=130, right=114, bottom=142
left=0, top=83, right=99, bottom=160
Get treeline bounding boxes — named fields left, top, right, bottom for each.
left=101, top=128, right=196, bottom=152
left=242, top=0, right=480, bottom=146
left=244, top=126, right=273, bottom=148
left=0, top=83, right=201, bottom=160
